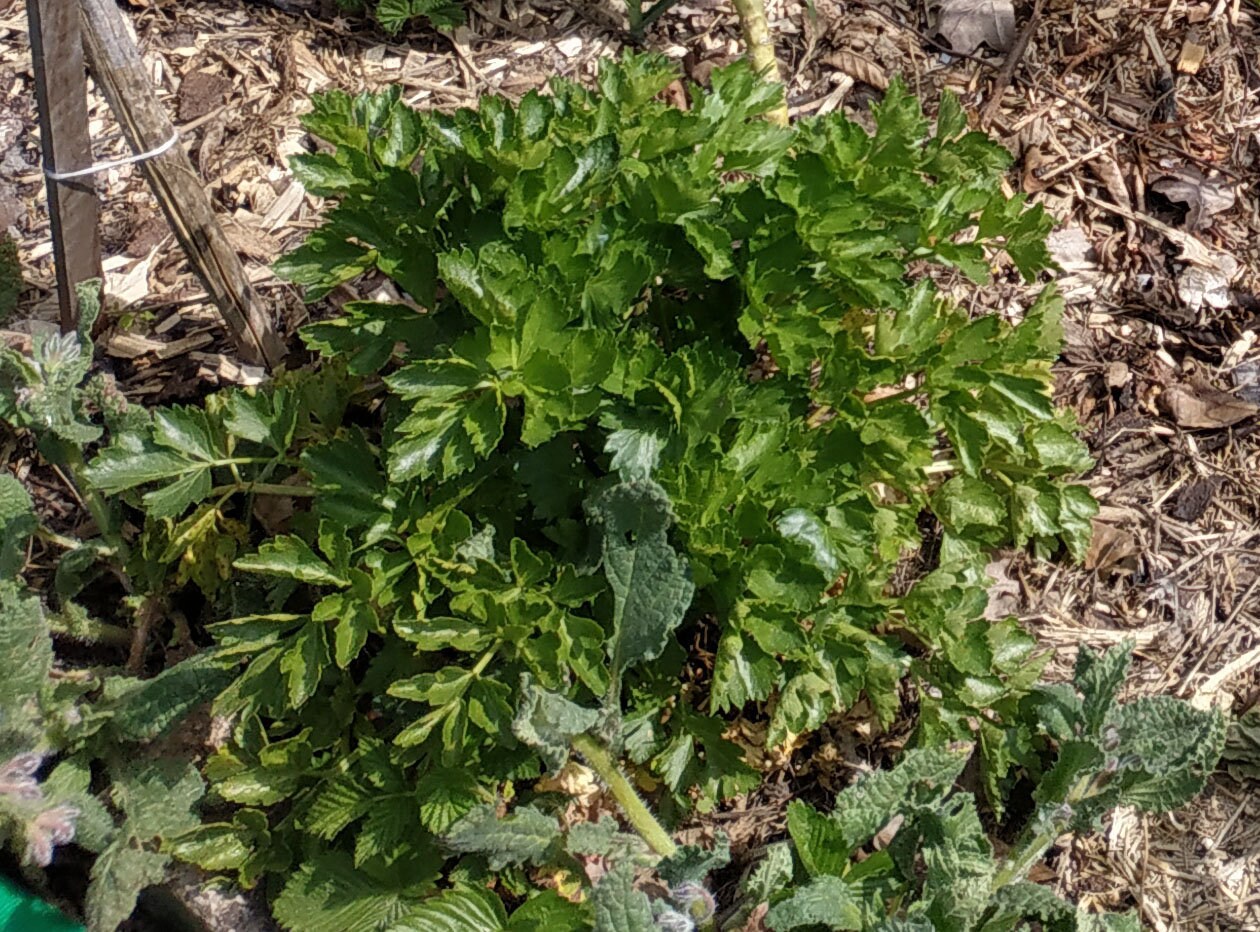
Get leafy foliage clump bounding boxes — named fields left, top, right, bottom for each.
left=763, top=641, right=1224, bottom=931
left=0, top=55, right=1208, bottom=932
left=0, top=435, right=225, bottom=931
left=442, top=644, right=1222, bottom=930
left=332, top=0, right=463, bottom=32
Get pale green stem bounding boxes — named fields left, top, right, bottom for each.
left=47, top=614, right=132, bottom=647
left=56, top=448, right=119, bottom=553
left=731, top=0, right=790, bottom=126
left=572, top=733, right=677, bottom=859
left=36, top=527, right=97, bottom=552
left=470, top=645, right=499, bottom=678
left=210, top=482, right=318, bottom=498
left=989, top=772, right=1098, bottom=891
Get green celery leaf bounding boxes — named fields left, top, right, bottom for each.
left=770, top=672, right=836, bottom=746
left=85, top=419, right=226, bottom=519
left=235, top=535, right=350, bottom=587
left=274, top=229, right=374, bottom=301
left=301, top=431, right=395, bottom=536
left=712, top=628, right=780, bottom=711
left=280, top=621, right=330, bottom=708
left=506, top=891, right=590, bottom=931
left=932, top=476, right=1007, bottom=538
left=222, top=387, right=299, bottom=455
left=605, top=428, right=663, bottom=481
left=386, top=358, right=505, bottom=482
left=302, top=302, right=440, bottom=374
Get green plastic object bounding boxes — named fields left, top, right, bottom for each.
left=0, top=875, right=82, bottom=932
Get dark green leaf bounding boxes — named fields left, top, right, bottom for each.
left=586, top=480, right=694, bottom=688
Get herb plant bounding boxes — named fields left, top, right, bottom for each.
left=0, top=467, right=226, bottom=930
left=333, top=0, right=464, bottom=33
left=0, top=53, right=1196, bottom=932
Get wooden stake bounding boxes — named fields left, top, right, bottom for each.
left=78, top=0, right=285, bottom=370
left=27, top=0, right=101, bottom=331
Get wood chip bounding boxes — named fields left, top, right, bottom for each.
left=1177, top=37, right=1208, bottom=74
left=105, top=331, right=165, bottom=358
left=1171, top=476, right=1222, bottom=521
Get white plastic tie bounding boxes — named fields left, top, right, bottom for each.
left=43, top=130, right=179, bottom=182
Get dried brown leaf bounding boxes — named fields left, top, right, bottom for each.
left=1085, top=519, right=1140, bottom=572
left=823, top=50, right=889, bottom=90
left=741, top=903, right=770, bottom=932
left=1231, top=358, right=1260, bottom=405
left=1046, top=225, right=1096, bottom=268
left=933, top=0, right=1016, bottom=55
left=1022, top=145, right=1052, bottom=193
left=1090, top=155, right=1132, bottom=211
left=176, top=70, right=232, bottom=123
left=1177, top=263, right=1233, bottom=311
left=983, top=556, right=1022, bottom=620
left=1151, top=169, right=1236, bottom=231
left=1162, top=381, right=1259, bottom=429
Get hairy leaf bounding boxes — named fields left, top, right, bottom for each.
left=591, top=865, right=656, bottom=932
left=512, top=677, right=601, bottom=773
left=443, top=804, right=561, bottom=870
left=586, top=480, right=694, bottom=688
left=0, top=473, right=35, bottom=578
left=766, top=876, right=865, bottom=931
